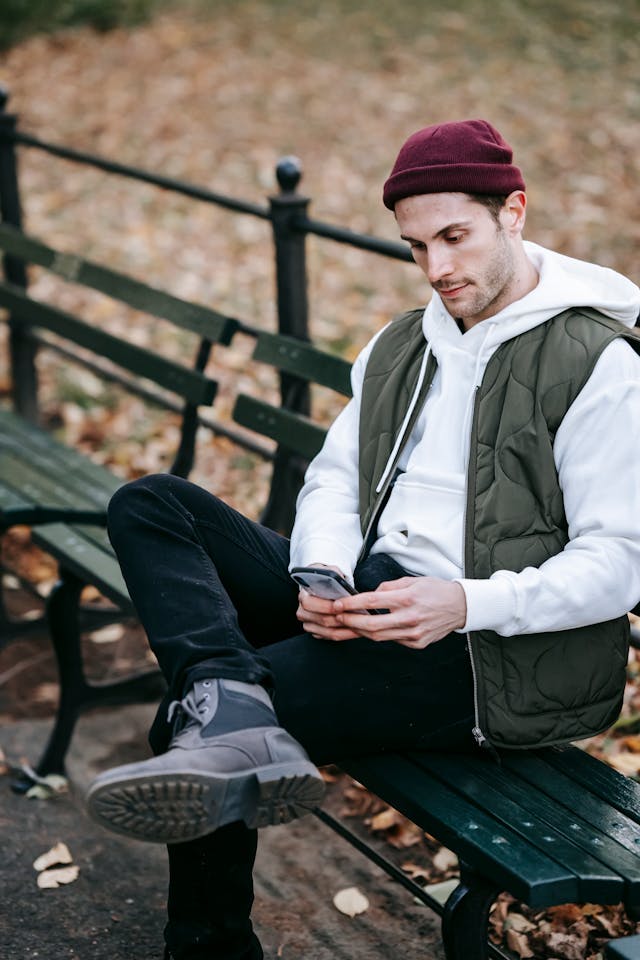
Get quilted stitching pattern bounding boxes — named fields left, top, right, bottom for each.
left=361, top=307, right=639, bottom=749
left=471, top=309, right=636, bottom=747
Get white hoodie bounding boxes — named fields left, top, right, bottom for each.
left=289, top=242, right=640, bottom=636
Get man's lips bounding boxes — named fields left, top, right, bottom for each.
left=437, top=283, right=468, bottom=299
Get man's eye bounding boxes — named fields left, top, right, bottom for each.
left=447, top=234, right=463, bottom=243
left=410, top=241, right=426, bottom=250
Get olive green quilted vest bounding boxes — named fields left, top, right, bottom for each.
left=359, top=306, right=640, bottom=749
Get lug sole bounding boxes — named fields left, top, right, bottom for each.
left=86, top=761, right=325, bottom=844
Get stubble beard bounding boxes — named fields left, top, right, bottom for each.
left=441, top=227, right=518, bottom=326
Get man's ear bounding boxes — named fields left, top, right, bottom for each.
left=501, top=191, right=527, bottom=235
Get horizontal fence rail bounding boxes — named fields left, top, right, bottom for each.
left=0, top=86, right=414, bottom=530
left=0, top=122, right=412, bottom=261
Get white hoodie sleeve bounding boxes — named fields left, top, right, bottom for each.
left=288, top=334, right=382, bottom=579
left=458, top=337, right=640, bottom=635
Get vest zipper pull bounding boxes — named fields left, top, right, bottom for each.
left=473, top=726, right=501, bottom=762
left=472, top=725, right=486, bottom=745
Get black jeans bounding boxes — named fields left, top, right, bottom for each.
left=107, top=474, right=475, bottom=960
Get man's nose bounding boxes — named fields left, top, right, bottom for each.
left=427, top=249, right=455, bottom=285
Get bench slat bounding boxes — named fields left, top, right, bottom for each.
left=499, top=753, right=640, bottom=910
left=411, top=752, right=628, bottom=904
left=0, top=282, right=218, bottom=405
left=232, top=395, right=327, bottom=460
left=0, top=408, right=123, bottom=495
left=543, top=747, right=640, bottom=822
left=343, top=753, right=578, bottom=908
left=1, top=450, right=115, bottom=516
left=502, top=753, right=640, bottom=851
left=31, top=523, right=131, bottom=609
left=0, top=445, right=117, bottom=506
left=605, top=935, right=640, bottom=959
left=0, top=223, right=238, bottom=344
left=252, top=331, right=352, bottom=396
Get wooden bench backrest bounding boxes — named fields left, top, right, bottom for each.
left=232, top=330, right=352, bottom=461
left=0, top=222, right=238, bottom=406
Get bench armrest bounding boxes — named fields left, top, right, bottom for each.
left=1, top=506, right=108, bottom=528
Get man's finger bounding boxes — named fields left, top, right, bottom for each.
left=301, top=622, right=359, bottom=641
left=299, top=589, right=338, bottom=614
left=375, top=577, right=415, bottom=592
left=335, top=590, right=400, bottom=612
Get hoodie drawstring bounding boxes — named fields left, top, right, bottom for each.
left=374, top=343, right=432, bottom=495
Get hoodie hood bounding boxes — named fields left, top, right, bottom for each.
left=423, top=241, right=640, bottom=360
left=519, top=241, right=640, bottom=327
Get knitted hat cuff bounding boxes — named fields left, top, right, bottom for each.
left=382, top=120, right=525, bottom=210
left=383, top=162, right=525, bottom=208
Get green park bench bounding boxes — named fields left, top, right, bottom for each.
left=608, top=936, right=640, bottom=959
left=1, top=97, right=640, bottom=959
left=2, top=228, right=640, bottom=959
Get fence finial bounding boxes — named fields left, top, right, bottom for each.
left=276, top=156, right=302, bottom=194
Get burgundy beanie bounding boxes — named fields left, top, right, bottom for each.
left=382, top=119, right=525, bottom=210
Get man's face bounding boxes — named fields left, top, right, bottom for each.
left=395, top=192, right=525, bottom=328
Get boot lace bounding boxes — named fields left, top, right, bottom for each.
left=166, top=682, right=212, bottom=731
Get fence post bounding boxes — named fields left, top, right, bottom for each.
left=261, top=156, right=311, bottom=534
left=0, top=87, right=38, bottom=422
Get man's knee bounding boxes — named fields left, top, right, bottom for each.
left=107, top=474, right=227, bottom=547
left=107, top=473, right=177, bottom=544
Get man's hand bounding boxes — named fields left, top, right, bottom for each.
left=297, top=573, right=467, bottom=648
left=296, top=564, right=360, bottom=641
left=334, top=576, right=467, bottom=648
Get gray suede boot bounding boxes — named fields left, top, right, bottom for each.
left=86, top=679, right=325, bottom=844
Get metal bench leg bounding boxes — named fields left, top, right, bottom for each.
left=36, top=568, right=88, bottom=777
left=11, top=569, right=88, bottom=792
left=442, top=865, right=502, bottom=960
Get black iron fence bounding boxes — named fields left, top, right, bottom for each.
left=0, top=87, right=413, bottom=528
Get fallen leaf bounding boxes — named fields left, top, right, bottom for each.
left=548, top=904, right=585, bottom=926
left=505, top=928, right=535, bottom=958
left=422, top=878, right=460, bottom=907
left=388, top=820, right=426, bottom=848
left=401, top=860, right=430, bottom=882
left=319, top=767, right=340, bottom=783
left=25, top=773, right=69, bottom=799
left=37, top=865, right=80, bottom=889
left=333, top=886, right=369, bottom=917
left=32, top=682, right=60, bottom=704
left=366, top=806, right=424, bottom=847
left=368, top=807, right=400, bottom=831
left=592, top=912, right=618, bottom=937
left=545, top=930, right=588, bottom=960
left=33, top=842, right=73, bottom=872
left=432, top=847, right=459, bottom=873
left=89, top=624, right=125, bottom=644
left=505, top=912, right=536, bottom=934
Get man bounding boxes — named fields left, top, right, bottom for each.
left=87, top=120, right=640, bottom=960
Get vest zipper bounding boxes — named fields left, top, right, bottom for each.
left=464, top=386, right=491, bottom=750
left=467, top=633, right=486, bottom=746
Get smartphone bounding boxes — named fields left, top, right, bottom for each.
left=290, top=566, right=358, bottom=600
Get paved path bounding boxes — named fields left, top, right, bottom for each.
left=1, top=703, right=443, bottom=959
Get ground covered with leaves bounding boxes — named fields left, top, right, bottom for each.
left=1, top=1, right=640, bottom=957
